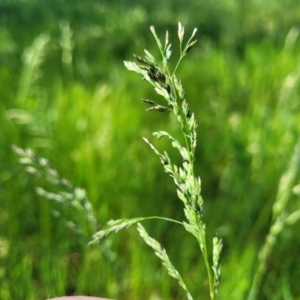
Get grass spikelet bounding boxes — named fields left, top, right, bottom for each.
left=89, top=218, right=146, bottom=246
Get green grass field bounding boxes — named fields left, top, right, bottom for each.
left=1, top=1, right=300, bottom=299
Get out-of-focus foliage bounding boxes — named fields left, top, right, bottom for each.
left=1, top=0, right=300, bottom=299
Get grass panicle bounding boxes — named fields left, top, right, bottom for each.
left=248, top=136, right=300, bottom=300
left=17, top=33, right=50, bottom=106
left=90, top=23, right=219, bottom=299
left=12, top=145, right=98, bottom=234
left=123, top=23, right=221, bottom=299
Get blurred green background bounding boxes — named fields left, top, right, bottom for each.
left=1, top=0, right=300, bottom=299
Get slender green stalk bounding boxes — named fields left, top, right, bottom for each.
left=199, top=231, right=215, bottom=300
